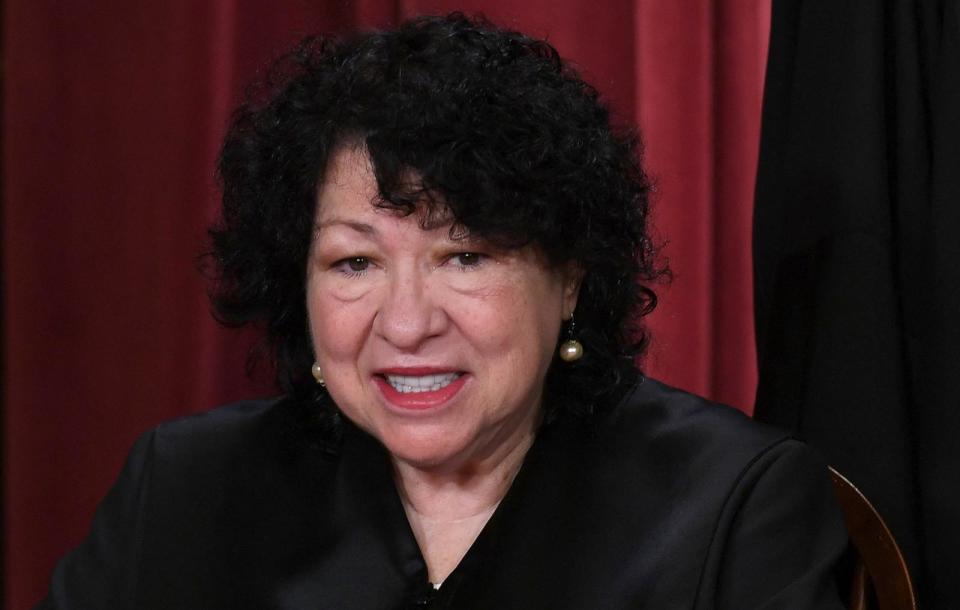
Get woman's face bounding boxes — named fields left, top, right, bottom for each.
left=307, top=146, right=581, bottom=473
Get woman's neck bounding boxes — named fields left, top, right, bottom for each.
left=392, top=427, right=535, bottom=583
left=392, top=420, right=533, bottom=517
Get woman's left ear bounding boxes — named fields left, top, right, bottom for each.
left=561, top=263, right=585, bottom=317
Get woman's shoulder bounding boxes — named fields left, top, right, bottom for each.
left=554, top=376, right=829, bottom=504
left=131, top=396, right=335, bottom=498
left=41, top=397, right=350, bottom=608
left=153, top=396, right=281, bottom=437
left=495, top=377, right=845, bottom=608
left=601, top=375, right=798, bottom=462
left=143, top=398, right=283, bottom=465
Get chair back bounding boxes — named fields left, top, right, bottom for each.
left=828, top=467, right=916, bottom=610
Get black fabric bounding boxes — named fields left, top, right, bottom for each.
left=38, top=378, right=846, bottom=609
left=753, top=1, right=960, bottom=608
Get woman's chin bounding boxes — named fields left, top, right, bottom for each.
left=376, top=426, right=471, bottom=472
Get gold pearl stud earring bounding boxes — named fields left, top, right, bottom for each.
left=558, top=315, right=584, bottom=362
left=311, top=362, right=325, bottom=385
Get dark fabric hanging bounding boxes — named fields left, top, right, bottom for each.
left=753, top=1, right=960, bottom=608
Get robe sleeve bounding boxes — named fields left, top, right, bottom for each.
left=702, top=439, right=848, bottom=610
left=36, top=428, right=156, bottom=609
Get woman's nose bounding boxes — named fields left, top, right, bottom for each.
left=373, top=269, right=446, bottom=351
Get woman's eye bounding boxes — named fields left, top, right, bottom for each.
left=450, top=252, right=484, bottom=269
left=335, top=256, right=370, bottom=277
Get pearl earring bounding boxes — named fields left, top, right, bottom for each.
left=558, top=315, right=584, bottom=362
left=311, top=362, right=325, bottom=385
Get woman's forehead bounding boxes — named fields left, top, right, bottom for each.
left=317, top=145, right=377, bottom=208
left=316, top=145, right=458, bottom=233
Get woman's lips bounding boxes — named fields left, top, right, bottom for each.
left=373, top=371, right=468, bottom=411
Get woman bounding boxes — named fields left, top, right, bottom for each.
left=41, top=14, right=847, bottom=609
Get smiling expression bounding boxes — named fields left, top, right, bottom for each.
left=306, top=145, right=581, bottom=473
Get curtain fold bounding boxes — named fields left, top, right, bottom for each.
left=754, top=1, right=960, bottom=607
left=3, top=2, right=768, bottom=606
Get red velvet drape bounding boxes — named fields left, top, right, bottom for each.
left=2, top=2, right=769, bottom=607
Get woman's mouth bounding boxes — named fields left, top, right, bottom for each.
left=384, top=372, right=461, bottom=393
left=374, top=369, right=468, bottom=411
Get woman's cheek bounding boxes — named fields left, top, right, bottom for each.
left=309, top=276, right=379, bottom=353
left=441, top=262, right=515, bottom=298
left=322, top=271, right=380, bottom=303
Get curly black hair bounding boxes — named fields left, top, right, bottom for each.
left=210, top=13, right=664, bottom=441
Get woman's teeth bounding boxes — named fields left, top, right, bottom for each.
left=385, top=372, right=461, bottom=393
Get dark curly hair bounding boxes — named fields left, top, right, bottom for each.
left=209, top=13, right=664, bottom=443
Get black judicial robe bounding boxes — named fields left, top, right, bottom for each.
left=40, top=378, right=847, bottom=609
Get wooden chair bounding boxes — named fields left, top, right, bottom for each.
left=828, top=467, right=917, bottom=610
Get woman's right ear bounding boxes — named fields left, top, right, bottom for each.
left=561, top=263, right=586, bottom=318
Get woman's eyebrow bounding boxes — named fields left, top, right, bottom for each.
left=316, top=219, right=377, bottom=235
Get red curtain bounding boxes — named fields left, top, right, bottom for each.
left=2, top=2, right=769, bottom=607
